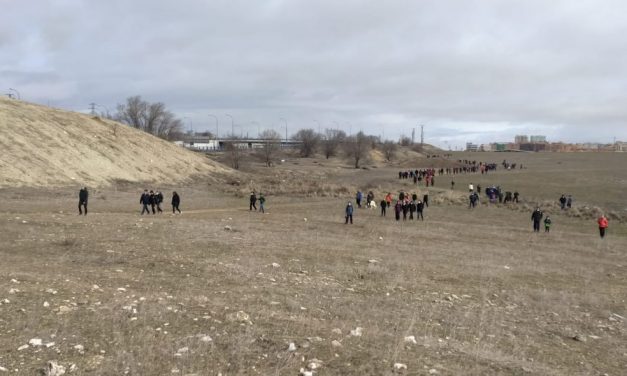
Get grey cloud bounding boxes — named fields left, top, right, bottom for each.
left=2, top=0, right=627, bottom=147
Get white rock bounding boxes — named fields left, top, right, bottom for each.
left=271, top=263, right=280, bottom=268
left=117, top=287, right=126, bottom=292
left=43, top=361, right=66, bottom=376
left=10, top=279, right=19, bottom=284
left=303, top=218, right=307, bottom=222
left=429, top=369, right=439, bottom=374
left=29, top=338, right=43, bottom=347
left=331, top=328, right=342, bottom=335
left=199, top=335, right=212, bottom=343
left=379, top=236, right=383, bottom=240
left=368, top=259, right=379, bottom=264
left=0, top=366, right=7, bottom=372
left=223, top=225, right=232, bottom=231
left=0, top=299, right=9, bottom=304
left=287, top=342, right=297, bottom=352
left=176, top=347, right=189, bottom=355
left=43, top=301, right=50, bottom=307
left=45, top=342, right=56, bottom=348
left=307, top=359, right=322, bottom=370
left=46, top=289, right=58, bottom=295
left=404, top=336, right=417, bottom=344
left=331, top=340, right=342, bottom=348
left=299, top=369, right=313, bottom=376
left=350, top=327, right=363, bottom=337
left=8, top=288, right=19, bottom=294
left=73, top=344, right=85, bottom=354
left=17, top=344, right=29, bottom=351
left=393, top=363, right=407, bottom=371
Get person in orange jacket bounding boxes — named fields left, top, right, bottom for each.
left=597, top=215, right=609, bottom=238
left=385, top=192, right=393, bottom=209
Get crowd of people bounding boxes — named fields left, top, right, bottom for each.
left=346, top=190, right=429, bottom=224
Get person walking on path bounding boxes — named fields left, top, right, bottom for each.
left=149, top=190, right=157, bottom=214
left=171, top=191, right=181, bottom=214
left=78, top=187, right=88, bottom=215
left=423, top=193, right=429, bottom=207
left=531, top=207, right=543, bottom=232
left=140, top=190, right=151, bottom=215
left=597, top=215, right=609, bottom=238
left=380, top=199, right=387, bottom=217
left=155, top=191, right=164, bottom=213
left=416, top=200, right=424, bottom=221
left=451, top=180, right=455, bottom=190
left=259, top=193, right=266, bottom=213
left=249, top=192, right=257, bottom=211
left=345, top=202, right=354, bottom=224
left=385, top=193, right=392, bottom=208
left=394, top=200, right=402, bottom=221
left=544, top=217, right=552, bottom=233
left=356, top=191, right=363, bottom=208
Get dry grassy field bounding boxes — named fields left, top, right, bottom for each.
left=0, top=151, right=626, bottom=375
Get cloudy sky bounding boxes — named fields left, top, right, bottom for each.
left=2, top=0, right=627, bottom=148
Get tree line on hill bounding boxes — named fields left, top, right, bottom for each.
left=108, top=96, right=421, bottom=169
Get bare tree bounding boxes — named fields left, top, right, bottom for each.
left=322, top=129, right=346, bottom=159
left=258, top=129, right=282, bottom=167
left=399, top=135, right=412, bottom=146
left=344, top=131, right=369, bottom=168
left=293, top=128, right=320, bottom=157
left=115, top=95, right=183, bottom=140
left=223, top=135, right=243, bottom=170
left=381, top=140, right=398, bottom=161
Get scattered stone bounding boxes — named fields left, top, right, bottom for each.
left=43, top=301, right=50, bottom=307
left=331, top=328, right=342, bottom=335
left=573, top=334, right=587, bottom=343
left=298, top=369, right=313, bottom=376
left=0, top=366, right=7, bottom=372
left=199, top=335, right=213, bottom=343
left=73, top=344, right=85, bottom=354
left=393, top=363, right=407, bottom=371
left=45, top=342, right=56, bottom=348
left=429, top=369, right=439, bottom=374
left=68, top=364, right=77, bottom=373
left=379, top=236, right=383, bottom=240
left=17, top=344, right=29, bottom=351
left=331, top=340, right=342, bottom=348
left=45, top=289, right=58, bottom=295
left=303, top=218, right=307, bottom=222
left=57, top=306, right=72, bottom=315
left=226, top=311, right=252, bottom=325
left=8, top=288, right=19, bottom=294
left=116, top=287, right=126, bottom=292
left=350, top=327, right=363, bottom=337
left=42, top=361, right=66, bottom=376
left=368, top=259, right=379, bottom=264
left=404, top=336, right=417, bottom=344
left=271, top=263, right=280, bottom=268
left=503, top=265, right=511, bottom=270
left=223, top=225, right=232, bottom=231
left=29, top=338, right=43, bottom=347
left=307, top=359, right=322, bottom=370
left=287, top=342, right=297, bottom=352
left=175, top=347, right=189, bottom=357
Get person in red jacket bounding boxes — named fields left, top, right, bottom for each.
left=597, top=215, right=609, bottom=238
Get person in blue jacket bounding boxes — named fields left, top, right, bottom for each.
left=355, top=191, right=363, bottom=208
left=345, top=202, right=354, bottom=224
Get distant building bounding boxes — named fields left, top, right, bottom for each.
left=466, top=142, right=479, bottom=152
left=530, top=135, right=547, bottom=143
left=616, top=142, right=627, bottom=152
left=519, top=142, right=547, bottom=152
left=514, top=135, right=529, bottom=144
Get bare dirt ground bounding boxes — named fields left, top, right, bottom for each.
left=0, top=152, right=626, bottom=375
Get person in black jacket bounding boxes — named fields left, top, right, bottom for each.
left=380, top=199, right=387, bottom=217
left=155, top=191, right=164, bottom=213
left=171, top=191, right=181, bottom=214
left=149, top=190, right=157, bottom=214
left=249, top=192, right=257, bottom=211
left=78, top=187, right=88, bottom=215
left=416, top=200, right=424, bottom=221
left=140, top=190, right=151, bottom=215
left=531, top=207, right=543, bottom=232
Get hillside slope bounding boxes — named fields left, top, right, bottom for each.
left=0, top=98, right=228, bottom=187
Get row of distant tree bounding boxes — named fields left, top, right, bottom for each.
left=108, top=96, right=402, bottom=168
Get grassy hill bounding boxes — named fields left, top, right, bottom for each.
left=0, top=98, right=228, bottom=187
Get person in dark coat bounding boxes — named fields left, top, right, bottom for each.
left=345, top=202, right=353, bottom=224
left=513, top=191, right=519, bottom=203
left=559, top=195, right=567, bottom=210
left=416, top=200, right=424, bottom=220
left=155, top=191, right=164, bottom=213
left=380, top=199, right=387, bottom=217
left=249, top=192, right=257, bottom=211
left=140, top=190, right=151, bottom=215
left=394, top=200, right=402, bottom=221
left=149, top=190, right=157, bottom=214
left=171, top=191, right=181, bottom=214
left=531, top=207, right=543, bottom=232
left=78, top=187, right=88, bottom=215
left=423, top=193, right=429, bottom=208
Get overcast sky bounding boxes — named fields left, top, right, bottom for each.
left=2, top=0, right=627, bottom=148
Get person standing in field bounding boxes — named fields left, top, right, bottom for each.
left=356, top=191, right=363, bottom=208
left=149, top=190, right=157, bottom=214
left=394, top=200, right=402, bottom=221
left=451, top=180, right=455, bottom=190
left=78, top=187, right=88, bottom=215
left=423, top=192, right=429, bottom=207
left=416, top=200, right=424, bottom=221
left=171, top=191, right=181, bottom=214
left=544, top=216, right=552, bottom=233
left=345, top=202, right=353, bottom=224
left=140, top=190, right=151, bottom=215
left=531, top=207, right=544, bottom=232
left=249, top=191, right=257, bottom=211
left=259, top=193, right=266, bottom=213
left=559, top=194, right=567, bottom=210
left=597, top=215, right=609, bottom=238
left=513, top=191, right=519, bottom=203
left=385, top=192, right=392, bottom=208
left=566, top=195, right=573, bottom=209
left=380, top=199, right=387, bottom=217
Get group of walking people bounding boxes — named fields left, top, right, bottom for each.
left=346, top=190, right=429, bottom=224
left=140, top=190, right=181, bottom=214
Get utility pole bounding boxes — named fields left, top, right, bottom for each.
left=89, top=103, right=96, bottom=115
left=421, top=124, right=424, bottom=147
left=411, top=127, right=415, bottom=144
